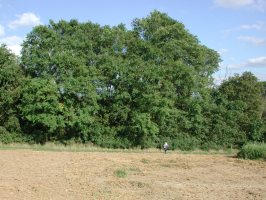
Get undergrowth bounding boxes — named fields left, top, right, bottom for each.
left=237, top=143, right=266, bottom=160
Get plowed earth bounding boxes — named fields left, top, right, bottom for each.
left=0, top=150, right=265, bottom=200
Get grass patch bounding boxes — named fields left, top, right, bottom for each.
left=237, top=143, right=266, bottom=160
left=0, top=142, right=238, bottom=156
left=0, top=142, right=97, bottom=152
left=177, top=148, right=238, bottom=155
left=114, top=167, right=142, bottom=178
left=114, top=169, right=127, bottom=178
left=0, top=143, right=163, bottom=153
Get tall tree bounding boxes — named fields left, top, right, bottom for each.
left=20, top=11, right=222, bottom=147
left=21, top=20, right=101, bottom=143
left=128, top=11, right=220, bottom=147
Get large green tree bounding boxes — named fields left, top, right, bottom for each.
left=21, top=20, right=101, bottom=143
left=1, top=11, right=263, bottom=148
left=126, top=11, right=220, bottom=148
left=19, top=11, right=221, bottom=147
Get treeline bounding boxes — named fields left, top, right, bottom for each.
left=0, top=11, right=265, bottom=149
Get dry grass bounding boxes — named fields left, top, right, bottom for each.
left=0, top=150, right=265, bottom=200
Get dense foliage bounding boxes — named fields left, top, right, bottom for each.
left=0, top=11, right=265, bottom=148
left=237, top=143, right=266, bottom=160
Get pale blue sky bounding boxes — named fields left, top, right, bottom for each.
left=0, top=0, right=265, bottom=84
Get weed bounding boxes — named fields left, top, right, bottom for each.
left=137, top=182, right=146, bottom=188
left=114, top=169, right=127, bottom=178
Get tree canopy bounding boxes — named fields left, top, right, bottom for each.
left=0, top=11, right=265, bottom=148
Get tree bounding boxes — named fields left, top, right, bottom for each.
left=3, top=11, right=263, bottom=148
left=261, top=81, right=266, bottom=118
left=260, top=81, right=266, bottom=141
left=0, top=45, right=25, bottom=142
left=218, top=72, right=264, bottom=142
left=19, top=78, right=64, bottom=142
left=19, top=11, right=221, bottom=147
left=128, top=11, right=220, bottom=145
left=21, top=20, right=103, bottom=143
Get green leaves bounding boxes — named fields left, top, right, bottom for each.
left=0, top=45, right=24, bottom=140
left=19, top=78, right=64, bottom=140
left=1, top=11, right=264, bottom=148
left=217, top=72, right=264, bottom=143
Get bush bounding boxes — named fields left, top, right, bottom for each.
left=200, top=142, right=222, bottom=151
left=0, top=126, right=25, bottom=144
left=237, top=143, right=266, bottom=160
left=170, top=134, right=200, bottom=151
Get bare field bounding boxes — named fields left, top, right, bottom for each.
left=0, top=150, right=265, bottom=200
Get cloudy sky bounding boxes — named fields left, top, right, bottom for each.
left=0, top=0, right=265, bottom=84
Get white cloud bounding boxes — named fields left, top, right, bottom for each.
left=214, top=0, right=266, bottom=11
left=0, top=36, right=23, bottom=55
left=224, top=22, right=266, bottom=36
left=8, top=12, right=41, bottom=29
left=237, top=36, right=266, bottom=45
left=239, top=23, right=265, bottom=31
left=214, top=0, right=254, bottom=8
left=229, top=56, right=266, bottom=68
left=0, top=36, right=22, bottom=46
left=0, top=24, right=5, bottom=36
left=247, top=56, right=266, bottom=66
left=253, top=0, right=266, bottom=11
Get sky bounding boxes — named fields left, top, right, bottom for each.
left=0, top=0, right=265, bottom=84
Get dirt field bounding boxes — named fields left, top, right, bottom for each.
left=0, top=150, right=265, bottom=200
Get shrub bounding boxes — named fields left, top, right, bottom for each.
left=0, top=126, right=27, bottom=144
left=170, top=134, right=200, bottom=151
left=200, top=142, right=222, bottom=151
left=237, top=143, right=266, bottom=160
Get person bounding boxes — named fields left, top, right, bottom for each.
left=163, top=142, right=169, bottom=154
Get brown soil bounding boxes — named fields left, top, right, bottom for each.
left=0, top=150, right=265, bottom=200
